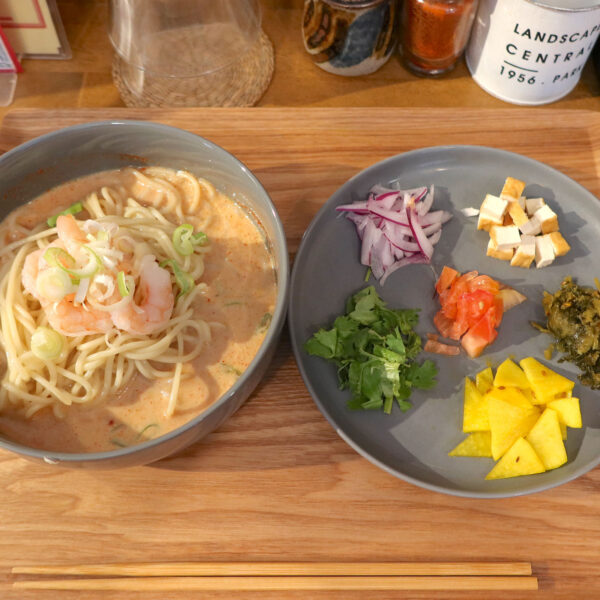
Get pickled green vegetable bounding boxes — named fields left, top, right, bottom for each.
left=532, top=276, right=600, bottom=389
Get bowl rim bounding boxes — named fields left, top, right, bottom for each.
left=0, top=119, right=289, bottom=464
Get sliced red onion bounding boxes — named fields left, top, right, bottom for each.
left=419, top=210, right=452, bottom=227
left=380, top=254, right=430, bottom=285
left=417, top=185, right=435, bottom=216
left=370, top=183, right=397, bottom=195
left=340, top=182, right=452, bottom=284
left=361, top=220, right=381, bottom=266
left=406, top=205, right=434, bottom=259
left=421, top=221, right=443, bottom=237
left=336, top=202, right=368, bottom=214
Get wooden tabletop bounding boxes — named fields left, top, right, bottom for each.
left=1, top=106, right=600, bottom=599
left=1, top=0, right=599, bottom=121
left=1, top=1, right=600, bottom=598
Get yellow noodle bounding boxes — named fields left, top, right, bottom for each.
left=0, top=169, right=214, bottom=418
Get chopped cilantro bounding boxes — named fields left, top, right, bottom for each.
left=304, top=286, right=437, bottom=414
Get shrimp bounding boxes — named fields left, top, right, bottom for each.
left=56, top=214, right=88, bottom=261
left=111, top=255, right=174, bottom=335
left=45, top=297, right=114, bottom=336
left=21, top=244, right=113, bottom=336
left=22, top=248, right=44, bottom=299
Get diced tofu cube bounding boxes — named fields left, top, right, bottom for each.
left=519, top=214, right=542, bottom=236
left=500, top=177, right=526, bottom=201
left=510, top=235, right=536, bottom=268
left=535, top=234, right=555, bottom=268
left=547, top=232, right=571, bottom=257
left=490, top=224, right=521, bottom=251
left=477, top=194, right=508, bottom=231
left=507, top=201, right=528, bottom=227
left=517, top=196, right=527, bottom=209
left=487, top=238, right=513, bottom=261
left=534, top=204, right=559, bottom=234
left=525, top=197, right=545, bottom=216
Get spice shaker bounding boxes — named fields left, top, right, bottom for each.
left=401, top=0, right=479, bottom=76
left=303, top=0, right=397, bottom=76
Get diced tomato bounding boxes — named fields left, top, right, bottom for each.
left=461, top=308, right=498, bottom=358
left=493, top=296, right=504, bottom=327
left=434, top=309, right=454, bottom=338
left=440, top=271, right=477, bottom=319
left=467, top=306, right=498, bottom=343
left=435, top=265, right=459, bottom=295
left=450, top=297, right=470, bottom=340
left=467, top=274, right=500, bottom=295
left=462, top=289, right=496, bottom=328
left=460, top=331, right=489, bottom=359
left=424, top=338, right=461, bottom=356
left=434, top=266, right=513, bottom=359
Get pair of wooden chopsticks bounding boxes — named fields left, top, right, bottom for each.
left=12, top=562, right=537, bottom=591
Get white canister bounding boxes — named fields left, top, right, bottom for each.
left=466, top=0, right=600, bottom=105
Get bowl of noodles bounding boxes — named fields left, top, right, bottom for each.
left=0, top=120, right=288, bottom=467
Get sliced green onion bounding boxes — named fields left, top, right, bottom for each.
left=47, top=202, right=84, bottom=228
left=44, top=247, right=76, bottom=270
left=36, top=267, right=76, bottom=301
left=117, top=271, right=132, bottom=297
left=172, top=224, right=208, bottom=256
left=160, top=259, right=195, bottom=298
left=31, top=327, right=64, bottom=361
left=44, top=246, right=101, bottom=279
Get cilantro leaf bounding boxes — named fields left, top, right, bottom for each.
left=304, top=286, right=438, bottom=415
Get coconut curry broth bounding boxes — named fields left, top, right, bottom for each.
left=0, top=168, right=277, bottom=452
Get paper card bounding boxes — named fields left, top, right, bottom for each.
left=0, top=0, right=70, bottom=58
left=0, top=23, right=21, bottom=73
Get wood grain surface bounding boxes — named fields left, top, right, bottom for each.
left=0, top=108, right=599, bottom=600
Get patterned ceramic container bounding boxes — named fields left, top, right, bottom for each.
left=303, top=0, right=397, bottom=75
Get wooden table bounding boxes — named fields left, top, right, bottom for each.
left=1, top=0, right=600, bottom=597
left=0, top=106, right=599, bottom=598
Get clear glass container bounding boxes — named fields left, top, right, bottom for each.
left=109, top=0, right=273, bottom=107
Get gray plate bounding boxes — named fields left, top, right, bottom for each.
left=289, top=145, right=600, bottom=498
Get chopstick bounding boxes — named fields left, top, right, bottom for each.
left=13, top=575, right=538, bottom=592
left=12, top=561, right=533, bottom=577
left=11, top=562, right=537, bottom=591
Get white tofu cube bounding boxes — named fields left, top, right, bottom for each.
left=490, top=224, right=521, bottom=251
left=535, top=235, right=555, bottom=268
left=525, top=197, right=545, bottom=216
left=487, top=238, right=513, bottom=261
left=534, top=204, right=559, bottom=234
left=517, top=196, right=527, bottom=210
left=546, top=232, right=571, bottom=257
left=510, top=235, right=536, bottom=268
left=477, top=194, right=508, bottom=231
left=500, top=177, right=526, bottom=201
left=507, top=201, right=528, bottom=227
left=519, top=214, right=542, bottom=236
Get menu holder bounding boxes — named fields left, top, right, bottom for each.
left=0, top=0, right=71, bottom=59
left=0, top=23, right=20, bottom=106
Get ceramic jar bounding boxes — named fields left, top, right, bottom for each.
left=302, top=0, right=397, bottom=75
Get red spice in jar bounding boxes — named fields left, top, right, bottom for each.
left=402, top=0, right=477, bottom=75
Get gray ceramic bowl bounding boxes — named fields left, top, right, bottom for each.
left=0, top=120, right=289, bottom=468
